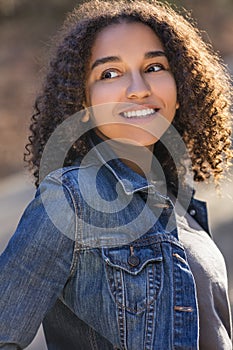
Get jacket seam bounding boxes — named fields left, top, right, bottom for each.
left=47, top=173, right=80, bottom=278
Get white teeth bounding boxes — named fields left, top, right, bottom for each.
left=122, top=108, right=156, bottom=118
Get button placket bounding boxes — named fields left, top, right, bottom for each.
left=150, top=192, right=173, bottom=212
left=150, top=192, right=177, bottom=234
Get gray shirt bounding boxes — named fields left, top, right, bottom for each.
left=176, top=208, right=232, bottom=349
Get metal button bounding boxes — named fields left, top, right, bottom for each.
left=128, top=255, right=140, bottom=267
left=189, top=209, right=196, bottom=216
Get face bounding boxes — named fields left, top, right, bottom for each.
left=85, top=21, right=178, bottom=147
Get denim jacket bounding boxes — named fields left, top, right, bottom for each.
left=0, top=139, right=216, bottom=350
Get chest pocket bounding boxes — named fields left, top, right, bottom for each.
left=102, top=244, right=163, bottom=314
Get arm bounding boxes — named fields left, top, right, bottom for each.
left=0, top=175, right=76, bottom=349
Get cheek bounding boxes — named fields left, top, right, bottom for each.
left=165, top=78, right=177, bottom=105
left=152, top=75, right=177, bottom=105
left=87, top=84, right=120, bottom=106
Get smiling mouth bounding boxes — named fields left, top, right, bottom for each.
left=120, top=108, right=159, bottom=119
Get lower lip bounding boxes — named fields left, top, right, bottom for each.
left=119, top=111, right=158, bottom=124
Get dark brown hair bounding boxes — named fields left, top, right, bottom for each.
left=25, top=0, right=232, bottom=189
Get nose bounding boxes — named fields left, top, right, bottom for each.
left=126, top=72, right=151, bottom=99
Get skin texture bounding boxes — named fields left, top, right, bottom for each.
left=86, top=22, right=178, bottom=149
left=24, top=0, right=232, bottom=190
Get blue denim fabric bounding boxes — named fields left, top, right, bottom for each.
left=0, top=141, right=212, bottom=349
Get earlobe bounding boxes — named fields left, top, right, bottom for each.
left=176, top=101, right=180, bottom=109
left=81, top=110, right=90, bottom=123
left=81, top=103, right=90, bottom=123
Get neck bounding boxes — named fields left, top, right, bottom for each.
left=94, top=129, right=154, bottom=177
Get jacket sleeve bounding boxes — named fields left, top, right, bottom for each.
left=0, top=175, right=76, bottom=349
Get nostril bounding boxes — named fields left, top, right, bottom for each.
left=126, top=76, right=151, bottom=99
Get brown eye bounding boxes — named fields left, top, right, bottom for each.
left=146, top=64, right=165, bottom=73
left=101, top=69, right=120, bottom=80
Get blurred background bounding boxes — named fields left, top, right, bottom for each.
left=0, top=0, right=232, bottom=348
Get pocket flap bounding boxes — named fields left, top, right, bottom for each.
left=102, top=244, right=163, bottom=275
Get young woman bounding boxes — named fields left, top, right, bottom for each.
left=0, top=0, right=232, bottom=349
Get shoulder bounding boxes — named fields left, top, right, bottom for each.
left=39, top=161, right=95, bottom=190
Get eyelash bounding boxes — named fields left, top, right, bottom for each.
left=100, top=69, right=121, bottom=80
left=99, top=63, right=167, bottom=80
left=145, top=63, right=166, bottom=73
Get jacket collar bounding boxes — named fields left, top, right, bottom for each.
left=86, top=131, right=211, bottom=236
left=87, top=131, right=162, bottom=195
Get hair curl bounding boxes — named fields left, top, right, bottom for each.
left=24, top=0, right=232, bottom=190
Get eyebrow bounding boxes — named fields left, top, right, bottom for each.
left=145, top=51, right=166, bottom=59
left=91, top=56, right=121, bottom=70
left=90, top=51, right=166, bottom=70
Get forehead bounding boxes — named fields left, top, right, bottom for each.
left=90, top=21, right=164, bottom=58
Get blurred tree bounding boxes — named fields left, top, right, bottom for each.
left=0, top=0, right=19, bottom=16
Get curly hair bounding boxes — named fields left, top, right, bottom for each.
left=24, top=0, right=232, bottom=190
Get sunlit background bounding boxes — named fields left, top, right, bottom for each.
left=0, top=1, right=232, bottom=348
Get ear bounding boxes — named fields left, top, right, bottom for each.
left=81, top=110, right=90, bottom=123
left=176, top=101, right=180, bottom=110
left=81, top=100, right=90, bottom=123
